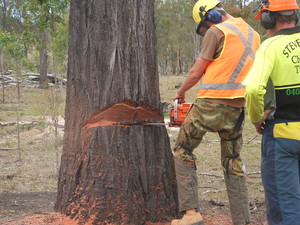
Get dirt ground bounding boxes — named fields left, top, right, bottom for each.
left=0, top=85, right=268, bottom=225
left=0, top=191, right=267, bottom=225
left=0, top=122, right=267, bottom=225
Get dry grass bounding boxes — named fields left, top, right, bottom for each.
left=0, top=85, right=65, bottom=193
left=0, top=77, right=264, bottom=208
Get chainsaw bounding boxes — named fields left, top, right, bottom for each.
left=111, top=99, right=192, bottom=127
left=169, top=99, right=192, bottom=127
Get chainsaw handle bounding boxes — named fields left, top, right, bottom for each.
left=174, top=99, right=178, bottom=121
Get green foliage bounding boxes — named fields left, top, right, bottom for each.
left=7, top=40, right=25, bottom=61
left=19, top=0, right=70, bottom=76
left=0, top=32, right=25, bottom=61
left=21, top=30, right=38, bottom=46
left=22, top=0, right=69, bottom=31
left=22, top=0, right=70, bottom=50
left=0, top=32, right=12, bottom=48
left=51, top=14, right=69, bottom=66
left=0, top=0, right=70, bottom=76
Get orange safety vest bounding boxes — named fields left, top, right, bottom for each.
left=197, top=18, right=260, bottom=99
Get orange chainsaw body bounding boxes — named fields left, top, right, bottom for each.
left=169, top=101, right=192, bottom=127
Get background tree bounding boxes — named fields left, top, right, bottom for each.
left=0, top=0, right=25, bottom=33
left=22, top=0, right=69, bottom=88
left=0, top=32, right=8, bottom=102
left=155, top=0, right=198, bottom=76
left=50, top=13, right=68, bottom=76
left=6, top=35, right=26, bottom=160
left=55, top=0, right=178, bottom=224
left=0, top=0, right=25, bottom=102
left=0, top=32, right=26, bottom=158
left=155, top=0, right=266, bottom=76
left=1, top=0, right=7, bottom=31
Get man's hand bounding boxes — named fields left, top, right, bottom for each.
left=254, top=121, right=265, bottom=135
left=254, top=108, right=275, bottom=134
left=173, top=92, right=185, bottom=104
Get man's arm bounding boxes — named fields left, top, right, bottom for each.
left=243, top=44, right=274, bottom=134
left=174, top=57, right=210, bottom=103
left=174, top=27, right=221, bottom=102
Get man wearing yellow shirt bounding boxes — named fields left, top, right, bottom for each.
left=243, top=0, right=300, bottom=224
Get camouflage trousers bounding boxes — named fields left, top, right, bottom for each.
left=173, top=98, right=246, bottom=178
left=173, top=99, right=250, bottom=224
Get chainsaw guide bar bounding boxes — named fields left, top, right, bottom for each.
left=111, top=100, right=192, bottom=127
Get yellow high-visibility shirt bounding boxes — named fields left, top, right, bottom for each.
left=243, top=27, right=300, bottom=123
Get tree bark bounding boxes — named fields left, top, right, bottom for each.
left=1, top=0, right=7, bottom=31
left=39, top=31, right=48, bottom=88
left=55, top=0, right=178, bottom=224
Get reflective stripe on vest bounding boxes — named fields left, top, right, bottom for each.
left=200, top=23, right=254, bottom=91
left=198, top=18, right=260, bottom=99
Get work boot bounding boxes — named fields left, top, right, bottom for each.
left=171, top=210, right=204, bottom=225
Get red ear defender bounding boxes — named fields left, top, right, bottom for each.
left=255, top=0, right=300, bottom=20
left=256, top=0, right=275, bottom=29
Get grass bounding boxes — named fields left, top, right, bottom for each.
left=0, top=76, right=264, bottom=208
left=0, top=85, right=65, bottom=193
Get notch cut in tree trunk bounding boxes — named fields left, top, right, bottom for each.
left=86, top=102, right=162, bottom=128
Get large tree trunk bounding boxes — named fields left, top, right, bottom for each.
left=55, top=0, right=178, bottom=224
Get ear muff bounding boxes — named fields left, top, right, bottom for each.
left=261, top=10, right=276, bottom=29
left=199, top=6, right=222, bottom=24
left=206, top=9, right=222, bottom=23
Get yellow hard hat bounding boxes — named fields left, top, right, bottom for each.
left=193, top=0, right=221, bottom=24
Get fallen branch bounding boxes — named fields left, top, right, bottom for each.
left=46, top=121, right=65, bottom=128
left=199, top=172, right=222, bottom=178
left=203, top=189, right=224, bottom=195
left=248, top=171, right=261, bottom=175
left=0, top=147, right=14, bottom=151
left=0, top=121, right=16, bottom=126
left=198, top=186, right=220, bottom=189
left=202, top=139, right=219, bottom=143
left=245, top=134, right=259, bottom=144
left=0, top=121, right=38, bottom=127
left=0, top=120, right=65, bottom=129
left=0, top=174, right=15, bottom=179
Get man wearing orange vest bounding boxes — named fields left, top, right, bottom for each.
left=171, top=0, right=260, bottom=225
